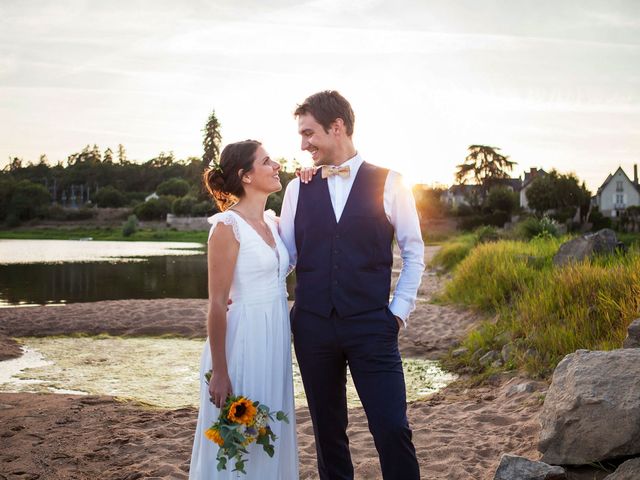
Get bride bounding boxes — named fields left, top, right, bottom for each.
left=189, top=140, right=298, bottom=479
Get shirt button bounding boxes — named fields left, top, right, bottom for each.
left=333, top=265, right=339, bottom=270
left=333, top=280, right=339, bottom=285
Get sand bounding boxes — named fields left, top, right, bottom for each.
left=0, top=246, right=551, bottom=479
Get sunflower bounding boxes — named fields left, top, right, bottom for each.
left=204, top=427, right=224, bottom=446
left=227, top=397, right=257, bottom=425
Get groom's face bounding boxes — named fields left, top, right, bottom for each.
left=297, top=113, right=336, bottom=166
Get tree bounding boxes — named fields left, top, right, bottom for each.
left=202, top=109, right=222, bottom=169
left=117, top=144, right=127, bottom=164
left=485, top=186, right=518, bottom=215
left=525, top=170, right=591, bottom=220
left=104, top=148, right=114, bottom=164
left=9, top=180, right=51, bottom=221
left=157, top=177, right=190, bottom=197
left=95, top=186, right=126, bottom=208
left=455, top=145, right=517, bottom=198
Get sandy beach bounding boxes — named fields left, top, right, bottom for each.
left=0, top=247, right=547, bottom=479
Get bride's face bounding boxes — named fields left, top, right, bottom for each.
left=245, top=146, right=282, bottom=194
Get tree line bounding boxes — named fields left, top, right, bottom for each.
left=0, top=111, right=299, bottom=226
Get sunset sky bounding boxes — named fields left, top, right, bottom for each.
left=1, top=0, right=639, bottom=192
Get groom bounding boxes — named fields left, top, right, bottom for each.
left=279, top=90, right=424, bottom=479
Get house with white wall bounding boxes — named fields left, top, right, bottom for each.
left=593, top=165, right=640, bottom=217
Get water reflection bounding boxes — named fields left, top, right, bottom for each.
left=0, top=256, right=209, bottom=306
left=0, top=239, right=296, bottom=307
left=0, top=337, right=456, bottom=408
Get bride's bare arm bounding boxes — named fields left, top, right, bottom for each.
left=207, top=223, right=239, bottom=407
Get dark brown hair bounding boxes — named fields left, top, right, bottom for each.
left=203, top=140, right=261, bottom=211
left=294, top=90, right=355, bottom=136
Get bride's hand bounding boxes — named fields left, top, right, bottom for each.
left=209, top=371, right=233, bottom=408
left=296, top=166, right=318, bottom=184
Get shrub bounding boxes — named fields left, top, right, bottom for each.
left=9, top=180, right=51, bottom=220
left=192, top=200, right=215, bottom=216
left=157, top=178, right=190, bottom=197
left=172, top=195, right=197, bottom=216
left=513, top=215, right=559, bottom=240
left=95, top=186, right=127, bottom=208
left=134, top=197, right=171, bottom=220
left=122, top=215, right=139, bottom=237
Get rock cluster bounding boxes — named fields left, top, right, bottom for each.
left=492, top=319, right=640, bottom=479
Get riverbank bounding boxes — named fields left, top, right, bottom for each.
left=0, top=247, right=549, bottom=479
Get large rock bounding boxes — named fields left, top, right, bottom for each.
left=539, top=349, right=640, bottom=464
left=493, top=454, right=566, bottom=480
left=603, top=458, right=640, bottom=480
left=553, top=229, right=619, bottom=267
left=623, top=319, right=640, bottom=348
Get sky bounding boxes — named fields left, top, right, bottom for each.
left=1, top=0, right=639, bottom=192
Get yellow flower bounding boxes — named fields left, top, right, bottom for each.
left=227, top=397, right=257, bottom=426
left=205, top=427, right=224, bottom=446
left=258, top=427, right=267, bottom=436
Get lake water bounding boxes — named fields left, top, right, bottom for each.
left=0, top=239, right=457, bottom=406
left=0, top=239, right=207, bottom=307
left=0, top=337, right=456, bottom=408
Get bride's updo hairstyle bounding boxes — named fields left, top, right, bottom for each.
left=203, top=139, right=261, bottom=211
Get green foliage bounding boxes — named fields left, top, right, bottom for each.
left=95, top=186, right=127, bottom=208
left=442, top=238, right=640, bottom=378
left=455, top=145, right=517, bottom=199
left=430, top=228, right=499, bottom=272
left=458, top=211, right=510, bottom=230
left=133, top=197, right=172, bottom=221
left=6, top=179, right=51, bottom=222
left=430, top=235, right=476, bottom=271
left=202, top=109, right=222, bottom=169
left=589, top=207, right=612, bottom=231
left=485, top=186, right=518, bottom=215
left=157, top=178, right=190, bottom=197
left=512, top=216, right=559, bottom=240
left=526, top=170, right=591, bottom=217
left=192, top=200, right=215, bottom=217
left=172, top=195, right=197, bottom=216
left=441, top=237, right=561, bottom=311
left=122, top=215, right=139, bottom=237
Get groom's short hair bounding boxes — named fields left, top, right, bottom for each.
left=294, top=90, right=355, bottom=137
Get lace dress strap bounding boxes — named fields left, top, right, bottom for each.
left=207, top=212, right=241, bottom=243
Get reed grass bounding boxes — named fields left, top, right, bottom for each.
left=441, top=238, right=640, bottom=378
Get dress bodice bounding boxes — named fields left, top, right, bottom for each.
left=207, top=210, right=289, bottom=305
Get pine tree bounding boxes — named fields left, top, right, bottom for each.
left=202, top=109, right=222, bottom=169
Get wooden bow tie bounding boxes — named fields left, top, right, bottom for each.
left=321, top=165, right=351, bottom=179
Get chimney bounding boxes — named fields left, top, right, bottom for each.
left=635, top=164, right=638, bottom=184
left=531, top=167, right=538, bottom=175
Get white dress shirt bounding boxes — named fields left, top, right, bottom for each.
left=279, top=153, right=425, bottom=325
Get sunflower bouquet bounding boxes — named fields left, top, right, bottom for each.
left=204, top=370, right=289, bottom=474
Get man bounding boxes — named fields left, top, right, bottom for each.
left=279, top=90, right=424, bottom=480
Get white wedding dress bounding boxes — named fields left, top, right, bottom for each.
left=189, top=210, right=298, bottom=479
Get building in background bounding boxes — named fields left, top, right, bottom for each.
left=593, top=165, right=640, bottom=218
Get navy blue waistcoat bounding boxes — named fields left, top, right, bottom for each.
left=294, top=162, right=395, bottom=318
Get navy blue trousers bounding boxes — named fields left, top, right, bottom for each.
left=291, top=305, right=420, bottom=480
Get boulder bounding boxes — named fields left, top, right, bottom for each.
left=603, top=458, right=640, bottom=480
left=552, top=229, right=619, bottom=267
left=623, top=319, right=640, bottom=349
left=479, top=350, right=501, bottom=367
left=493, top=454, right=566, bottom=480
left=539, top=349, right=640, bottom=464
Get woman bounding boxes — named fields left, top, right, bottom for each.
left=189, top=140, right=298, bottom=479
